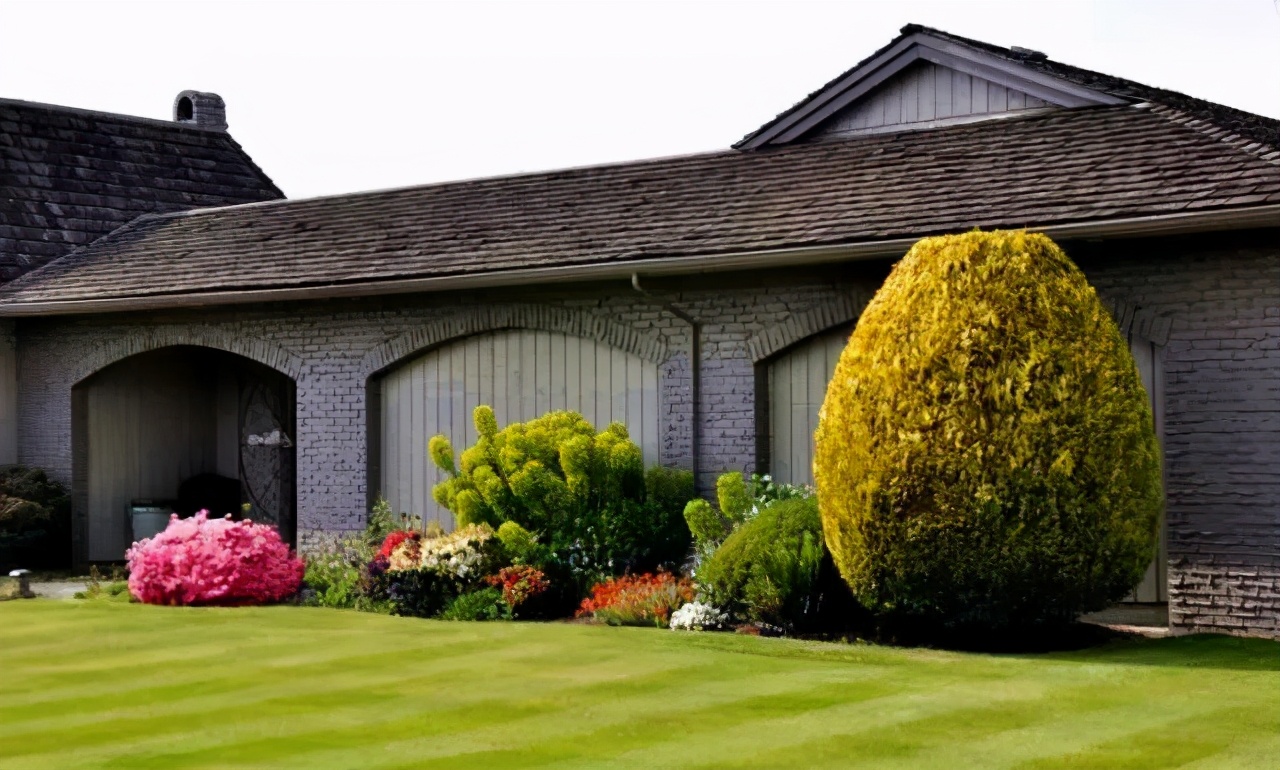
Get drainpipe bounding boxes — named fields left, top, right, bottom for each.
left=631, top=273, right=700, bottom=485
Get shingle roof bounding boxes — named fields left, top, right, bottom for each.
left=0, top=97, right=283, bottom=282
left=2, top=101, right=1279, bottom=311
left=738, top=23, right=1280, bottom=152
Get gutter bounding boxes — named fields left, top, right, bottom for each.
left=1, top=204, right=1279, bottom=317
left=630, top=273, right=700, bottom=485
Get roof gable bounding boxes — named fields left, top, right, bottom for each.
left=0, top=97, right=283, bottom=282
left=738, top=26, right=1126, bottom=149
left=807, top=59, right=1059, bottom=140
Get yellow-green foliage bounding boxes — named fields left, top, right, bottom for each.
left=430, top=406, right=644, bottom=538
left=715, top=472, right=752, bottom=524
left=814, top=231, right=1163, bottom=630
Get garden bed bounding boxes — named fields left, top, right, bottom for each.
left=2, top=601, right=1278, bottom=768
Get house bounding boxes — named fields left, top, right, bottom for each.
left=0, top=25, right=1277, bottom=638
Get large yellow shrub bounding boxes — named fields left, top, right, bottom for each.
left=814, top=231, right=1162, bottom=631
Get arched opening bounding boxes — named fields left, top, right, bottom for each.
left=368, top=329, right=660, bottom=529
left=758, top=323, right=854, bottom=486
left=71, top=346, right=296, bottom=564
left=176, top=96, right=194, bottom=121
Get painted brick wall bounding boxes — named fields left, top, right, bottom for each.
left=16, top=272, right=873, bottom=552
left=1079, top=233, right=1280, bottom=639
left=14, top=235, right=1280, bottom=639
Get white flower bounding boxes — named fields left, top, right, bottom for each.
left=670, top=601, right=729, bottom=632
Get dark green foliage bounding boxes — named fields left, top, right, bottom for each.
left=599, top=467, right=694, bottom=573
left=697, top=497, right=854, bottom=632
left=0, top=467, right=71, bottom=571
left=815, top=231, right=1164, bottom=634
left=379, top=568, right=456, bottom=619
left=439, top=587, right=512, bottom=621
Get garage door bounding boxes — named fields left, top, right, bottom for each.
left=377, top=329, right=660, bottom=527
left=767, top=326, right=851, bottom=486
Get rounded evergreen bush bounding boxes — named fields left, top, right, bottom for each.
left=698, top=497, right=855, bottom=632
left=814, top=230, right=1162, bottom=633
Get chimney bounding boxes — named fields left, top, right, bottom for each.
left=173, top=90, right=227, bottom=130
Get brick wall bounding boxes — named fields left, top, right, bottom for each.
left=14, top=234, right=1280, bottom=639
left=1079, top=232, right=1280, bottom=639
left=16, top=269, right=873, bottom=550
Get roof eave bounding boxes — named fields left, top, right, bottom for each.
left=2, top=204, right=1278, bottom=318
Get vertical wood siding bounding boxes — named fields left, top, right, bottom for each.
left=1127, top=336, right=1168, bottom=603
left=767, top=326, right=851, bottom=486
left=813, top=61, right=1052, bottom=138
left=85, top=351, right=219, bottom=561
left=378, top=330, right=660, bottom=528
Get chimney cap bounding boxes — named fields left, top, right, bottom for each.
left=1009, top=46, right=1048, bottom=62
left=173, top=90, right=227, bottom=130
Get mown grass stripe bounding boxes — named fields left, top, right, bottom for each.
left=2, top=601, right=1278, bottom=770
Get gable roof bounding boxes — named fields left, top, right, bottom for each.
left=0, top=97, right=283, bottom=282
left=2, top=100, right=1279, bottom=316
left=737, top=24, right=1280, bottom=150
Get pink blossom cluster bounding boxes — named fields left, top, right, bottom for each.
left=126, top=511, right=304, bottom=606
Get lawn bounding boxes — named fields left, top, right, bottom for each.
left=2, top=602, right=1279, bottom=769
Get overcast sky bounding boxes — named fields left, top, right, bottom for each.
left=3, top=0, right=1279, bottom=200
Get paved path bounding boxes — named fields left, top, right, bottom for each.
left=27, top=582, right=89, bottom=600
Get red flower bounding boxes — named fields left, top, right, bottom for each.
left=378, top=529, right=420, bottom=559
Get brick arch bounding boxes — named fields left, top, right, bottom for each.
left=1103, top=297, right=1172, bottom=346
left=747, top=292, right=870, bottom=363
left=360, top=303, right=669, bottom=379
left=71, top=327, right=305, bottom=385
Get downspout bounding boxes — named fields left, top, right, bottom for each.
left=631, top=273, right=699, bottom=485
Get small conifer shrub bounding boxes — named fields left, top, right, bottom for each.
left=814, top=230, right=1162, bottom=633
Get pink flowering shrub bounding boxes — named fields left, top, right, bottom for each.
left=126, top=511, right=304, bottom=606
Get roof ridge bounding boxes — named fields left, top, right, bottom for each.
left=1146, top=104, right=1280, bottom=167
left=115, top=144, right=743, bottom=222
left=0, top=95, right=230, bottom=135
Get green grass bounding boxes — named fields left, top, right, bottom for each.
left=2, top=602, right=1278, bottom=769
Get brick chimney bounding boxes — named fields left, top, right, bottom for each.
left=173, top=90, right=227, bottom=130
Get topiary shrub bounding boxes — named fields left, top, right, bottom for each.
left=697, top=497, right=854, bottom=632
left=127, top=512, right=304, bottom=606
left=814, top=230, right=1163, bottom=634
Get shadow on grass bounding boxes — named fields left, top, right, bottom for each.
left=1035, top=632, right=1280, bottom=672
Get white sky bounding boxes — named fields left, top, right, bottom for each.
left=3, top=0, right=1279, bottom=200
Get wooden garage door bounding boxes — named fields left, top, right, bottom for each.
left=767, top=326, right=851, bottom=486
left=378, top=329, right=660, bottom=527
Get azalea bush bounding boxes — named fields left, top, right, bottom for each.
left=669, top=601, right=729, bottom=632
left=127, top=511, right=304, bottom=606
left=576, top=572, right=694, bottom=627
left=379, top=524, right=508, bottom=617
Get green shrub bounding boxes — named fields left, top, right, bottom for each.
left=430, top=407, right=692, bottom=577
left=0, top=467, right=71, bottom=571
left=683, top=499, right=726, bottom=549
left=814, top=231, right=1163, bottom=633
left=697, top=497, right=851, bottom=631
left=439, top=587, right=511, bottom=621
left=684, top=471, right=814, bottom=552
